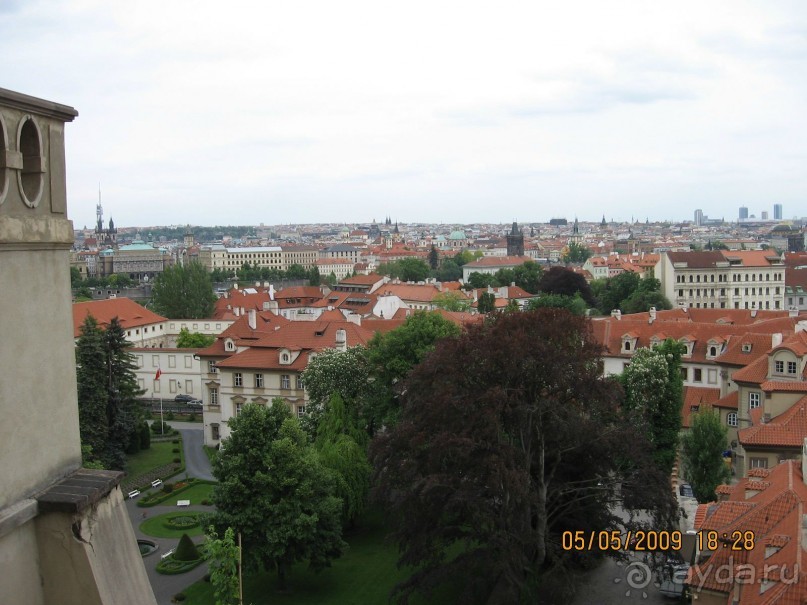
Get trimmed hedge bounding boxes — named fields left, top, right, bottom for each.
left=137, top=479, right=216, bottom=507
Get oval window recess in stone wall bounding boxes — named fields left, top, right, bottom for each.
left=0, top=114, right=8, bottom=205
left=17, top=116, right=44, bottom=208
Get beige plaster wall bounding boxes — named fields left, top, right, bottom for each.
left=0, top=519, right=46, bottom=605
left=0, top=246, right=81, bottom=508
left=36, top=488, right=157, bottom=605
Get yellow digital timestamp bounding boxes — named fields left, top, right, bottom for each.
left=561, top=530, right=683, bottom=552
left=560, top=529, right=756, bottom=552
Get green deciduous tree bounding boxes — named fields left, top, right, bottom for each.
left=206, top=526, right=241, bottom=605
left=477, top=291, right=496, bottom=314
left=563, top=242, right=592, bottom=264
left=432, top=290, right=471, bottom=312
left=176, top=327, right=216, bottom=348
left=539, top=266, right=595, bottom=306
left=366, top=312, right=461, bottom=429
left=315, top=393, right=372, bottom=526
left=371, top=309, right=676, bottom=603
left=211, top=401, right=346, bottom=591
left=465, top=272, right=495, bottom=289
left=680, top=406, right=731, bottom=503
left=621, top=340, right=684, bottom=475
left=299, top=346, right=372, bottom=437
left=511, top=260, right=543, bottom=294
left=526, top=292, right=587, bottom=315
left=151, top=261, right=216, bottom=319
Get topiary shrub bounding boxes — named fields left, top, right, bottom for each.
left=200, top=499, right=210, bottom=506
left=151, top=421, right=172, bottom=435
left=162, top=483, right=174, bottom=494
left=173, top=592, right=186, bottom=601
left=188, top=412, right=196, bottom=422
left=174, top=533, right=201, bottom=562
left=172, top=448, right=179, bottom=453
left=167, top=411, right=175, bottom=421
left=172, top=439, right=179, bottom=444
left=173, top=457, right=181, bottom=463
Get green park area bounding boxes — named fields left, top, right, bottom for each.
left=180, top=509, right=459, bottom=605
left=125, top=440, right=180, bottom=478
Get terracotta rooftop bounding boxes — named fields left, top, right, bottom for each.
left=739, top=396, right=807, bottom=448
left=73, top=298, right=166, bottom=337
left=682, top=387, right=721, bottom=428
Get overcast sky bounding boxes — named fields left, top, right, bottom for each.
left=3, top=1, right=806, bottom=228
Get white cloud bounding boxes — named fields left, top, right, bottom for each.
left=2, top=0, right=806, bottom=225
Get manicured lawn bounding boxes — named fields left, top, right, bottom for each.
left=180, top=508, right=459, bottom=605
left=139, top=512, right=210, bottom=538
left=172, top=482, right=215, bottom=505
left=126, top=440, right=181, bottom=478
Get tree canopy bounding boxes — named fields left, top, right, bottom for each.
left=432, top=290, right=471, bottom=312
left=176, top=327, right=216, bottom=348
left=538, top=266, right=595, bottom=306
left=563, top=242, right=592, bottom=264
left=377, top=258, right=431, bottom=282
left=371, top=309, right=677, bottom=603
left=211, top=401, right=346, bottom=591
left=366, top=311, right=461, bottom=430
left=75, top=315, right=146, bottom=469
left=681, top=406, right=731, bottom=503
left=621, top=340, right=684, bottom=475
left=593, top=272, right=671, bottom=315
left=151, top=261, right=216, bottom=319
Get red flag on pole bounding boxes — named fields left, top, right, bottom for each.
left=155, top=368, right=162, bottom=380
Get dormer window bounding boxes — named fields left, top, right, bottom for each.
left=224, top=338, right=235, bottom=352
left=742, top=343, right=752, bottom=353
left=709, top=346, right=718, bottom=357
left=623, top=341, right=631, bottom=351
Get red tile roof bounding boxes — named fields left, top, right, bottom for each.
left=712, top=391, right=739, bottom=410
left=688, top=461, right=807, bottom=602
left=739, top=396, right=807, bottom=448
left=73, top=298, right=166, bottom=337
left=682, top=387, right=721, bottom=428
left=731, top=355, right=770, bottom=385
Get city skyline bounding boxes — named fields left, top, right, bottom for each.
left=3, top=1, right=807, bottom=227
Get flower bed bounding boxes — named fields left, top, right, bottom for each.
left=163, top=512, right=205, bottom=531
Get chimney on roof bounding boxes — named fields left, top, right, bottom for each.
left=649, top=306, right=657, bottom=323
left=790, top=307, right=799, bottom=318
left=611, top=309, right=621, bottom=320
left=762, top=412, right=771, bottom=424
left=802, top=438, right=807, bottom=484
left=772, top=333, right=783, bottom=349
left=346, top=314, right=361, bottom=326
left=255, top=281, right=260, bottom=287
left=268, top=284, right=275, bottom=301
left=248, top=308, right=257, bottom=330
left=335, top=328, right=347, bottom=351
left=797, top=321, right=807, bottom=333
left=233, top=307, right=239, bottom=317
left=263, top=281, right=269, bottom=288
left=751, top=309, right=758, bottom=318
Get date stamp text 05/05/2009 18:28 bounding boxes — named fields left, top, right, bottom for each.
left=561, top=529, right=756, bottom=553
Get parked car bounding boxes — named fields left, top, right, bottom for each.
left=174, top=394, right=195, bottom=403
left=679, top=483, right=694, bottom=498
left=187, top=399, right=203, bottom=407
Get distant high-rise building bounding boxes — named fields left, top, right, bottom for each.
left=739, top=206, right=749, bottom=220
left=761, top=211, right=769, bottom=221
left=694, top=209, right=704, bottom=226
left=774, top=203, right=783, bottom=220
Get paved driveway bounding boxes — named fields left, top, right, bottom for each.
left=132, top=420, right=215, bottom=604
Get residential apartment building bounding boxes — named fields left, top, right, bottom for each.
left=200, top=318, right=373, bottom=446
left=73, top=297, right=168, bottom=347
left=198, top=244, right=319, bottom=273
left=655, top=250, right=786, bottom=310
left=131, top=348, right=203, bottom=400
